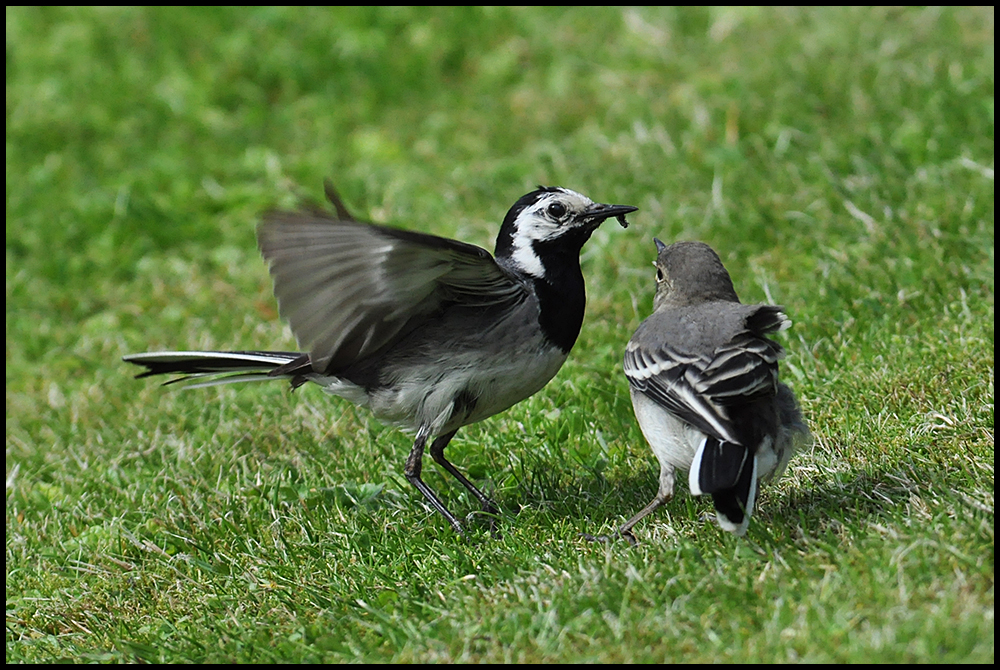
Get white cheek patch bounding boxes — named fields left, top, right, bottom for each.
left=510, top=232, right=546, bottom=278
left=508, top=212, right=563, bottom=278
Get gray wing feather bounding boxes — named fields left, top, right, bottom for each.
left=698, top=332, right=782, bottom=406
left=624, top=340, right=740, bottom=445
left=258, top=213, right=525, bottom=372
left=624, top=304, right=789, bottom=445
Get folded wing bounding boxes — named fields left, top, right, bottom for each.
left=623, top=305, right=788, bottom=447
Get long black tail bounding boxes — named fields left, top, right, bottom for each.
left=123, top=350, right=304, bottom=388
left=688, top=437, right=758, bottom=536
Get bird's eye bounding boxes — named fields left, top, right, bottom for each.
left=547, top=202, right=567, bottom=219
left=655, top=268, right=665, bottom=282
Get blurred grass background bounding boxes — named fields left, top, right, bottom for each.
left=6, top=6, right=993, bottom=662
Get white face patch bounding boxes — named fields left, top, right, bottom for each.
left=509, top=236, right=546, bottom=279
left=506, top=188, right=595, bottom=279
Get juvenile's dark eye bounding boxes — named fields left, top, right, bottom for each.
left=547, top=202, right=567, bottom=219
left=655, top=268, right=664, bottom=282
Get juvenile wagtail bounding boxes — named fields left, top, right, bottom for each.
left=620, top=239, right=809, bottom=540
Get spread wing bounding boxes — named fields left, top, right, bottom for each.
left=258, top=212, right=526, bottom=372
left=623, top=310, right=786, bottom=446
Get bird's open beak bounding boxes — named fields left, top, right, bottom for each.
left=584, top=203, right=639, bottom=229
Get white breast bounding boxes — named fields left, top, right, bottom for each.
left=629, top=388, right=704, bottom=473
left=316, top=339, right=569, bottom=436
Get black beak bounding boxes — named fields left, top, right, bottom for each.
left=584, top=203, right=639, bottom=229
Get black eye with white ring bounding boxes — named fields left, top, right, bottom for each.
left=655, top=268, right=664, bottom=282
left=547, top=202, right=567, bottom=219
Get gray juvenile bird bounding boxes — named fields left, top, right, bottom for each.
left=620, top=239, right=810, bottom=540
left=124, top=183, right=636, bottom=535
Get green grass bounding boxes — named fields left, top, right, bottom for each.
left=6, top=6, right=993, bottom=663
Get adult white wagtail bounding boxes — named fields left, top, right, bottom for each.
left=619, top=239, right=810, bottom=540
left=124, top=183, right=637, bottom=535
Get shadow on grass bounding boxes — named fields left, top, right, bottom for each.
left=506, top=450, right=948, bottom=542
left=763, top=460, right=940, bottom=534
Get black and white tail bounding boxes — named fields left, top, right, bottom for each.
left=123, top=351, right=303, bottom=389
left=688, top=437, right=759, bottom=536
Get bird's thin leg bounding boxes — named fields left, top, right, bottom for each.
left=429, top=430, right=500, bottom=516
left=404, top=424, right=464, bottom=534
left=617, top=465, right=676, bottom=545
left=617, top=495, right=668, bottom=546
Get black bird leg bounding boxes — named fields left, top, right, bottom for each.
left=429, top=429, right=500, bottom=518
left=404, top=424, right=465, bottom=534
